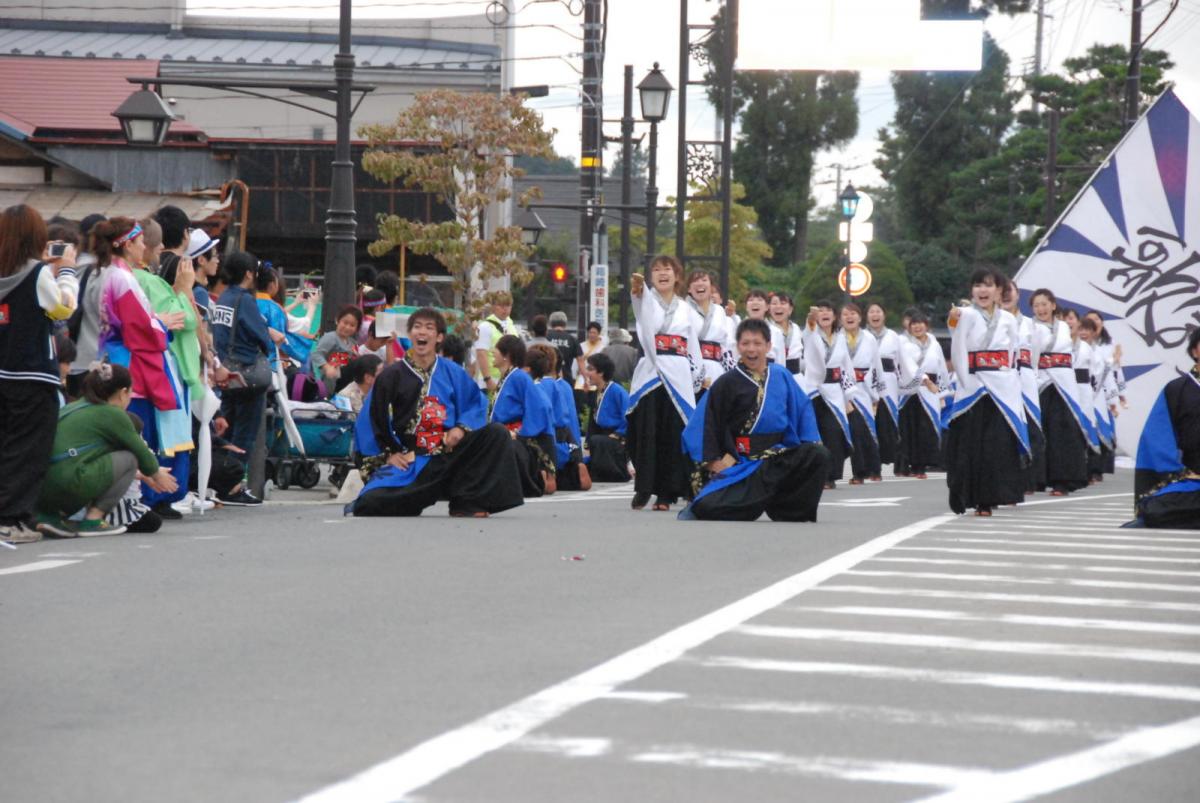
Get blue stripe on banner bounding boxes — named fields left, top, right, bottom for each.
left=1122, top=363, right=1160, bottom=382
left=1090, top=158, right=1129, bottom=242
left=1041, top=224, right=1111, bottom=261
left=1148, top=89, right=1190, bottom=239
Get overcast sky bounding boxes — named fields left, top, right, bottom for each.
left=192, top=0, right=1200, bottom=209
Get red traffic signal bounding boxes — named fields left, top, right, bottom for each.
left=551, top=262, right=569, bottom=283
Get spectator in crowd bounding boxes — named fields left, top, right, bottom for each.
left=575, top=320, right=605, bottom=414
left=253, top=265, right=293, bottom=370
left=473, top=292, right=518, bottom=392
left=154, top=205, right=192, bottom=285
left=66, top=215, right=107, bottom=398
left=336, top=353, right=383, bottom=415
left=187, top=228, right=219, bottom=321
left=139, top=217, right=165, bottom=271
left=603, top=327, right=638, bottom=385
left=55, top=333, right=77, bottom=402
left=0, top=204, right=79, bottom=544
left=310, top=304, right=363, bottom=394
left=546, top=310, right=584, bottom=384
left=35, top=363, right=177, bottom=537
left=189, top=414, right=251, bottom=508
left=373, top=270, right=400, bottom=305
left=94, top=216, right=194, bottom=520
left=356, top=263, right=378, bottom=297
left=440, top=332, right=469, bottom=366
left=210, top=251, right=274, bottom=499
left=527, top=314, right=551, bottom=345
left=133, top=217, right=202, bottom=397
left=269, top=273, right=319, bottom=365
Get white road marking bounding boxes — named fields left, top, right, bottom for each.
left=809, top=584, right=1200, bottom=613
left=892, top=546, right=1200, bottom=564
left=733, top=624, right=1200, bottom=666
left=628, top=746, right=990, bottom=788
left=601, top=691, right=687, bottom=703
left=0, top=559, right=82, bottom=576
left=794, top=605, right=1200, bottom=636
left=849, top=568, right=1200, bottom=594
left=714, top=700, right=1124, bottom=740
left=510, top=735, right=612, bottom=758
left=923, top=536, right=1200, bottom=554
left=931, top=528, right=1200, bottom=544
left=697, top=656, right=1200, bottom=702
left=915, top=713, right=1200, bottom=803
left=295, top=514, right=955, bottom=803
left=36, top=552, right=104, bottom=558
left=821, top=496, right=912, bottom=507
left=866, top=558, right=1200, bottom=578
left=192, top=535, right=231, bottom=540
left=1018, top=493, right=1131, bottom=507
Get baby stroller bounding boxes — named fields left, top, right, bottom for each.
left=264, top=353, right=357, bottom=491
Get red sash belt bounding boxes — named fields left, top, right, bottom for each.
left=1018, top=348, right=1032, bottom=369
left=1039, top=352, right=1072, bottom=370
left=700, top=340, right=722, bottom=361
left=854, top=367, right=869, bottom=383
left=735, top=436, right=751, bottom=455
left=968, top=350, right=1010, bottom=372
left=654, top=334, right=688, bottom=357
left=413, top=396, right=447, bottom=453
left=823, top=367, right=842, bottom=384
left=504, top=420, right=523, bottom=435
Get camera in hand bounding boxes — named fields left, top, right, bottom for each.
left=48, top=241, right=68, bottom=258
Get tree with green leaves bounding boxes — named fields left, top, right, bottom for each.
left=702, top=5, right=859, bottom=266
left=359, top=89, right=555, bottom=318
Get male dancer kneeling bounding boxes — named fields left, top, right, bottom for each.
left=350, top=308, right=524, bottom=518
left=679, top=318, right=830, bottom=522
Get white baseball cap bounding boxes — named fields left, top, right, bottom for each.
left=187, top=229, right=217, bottom=258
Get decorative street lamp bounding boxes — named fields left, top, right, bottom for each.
left=839, top=182, right=860, bottom=301
left=637, top=62, right=673, bottom=263
left=516, top=206, right=547, bottom=247
left=112, top=85, right=176, bottom=146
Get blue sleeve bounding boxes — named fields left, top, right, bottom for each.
left=447, top=359, right=488, bottom=431
left=681, top=391, right=710, bottom=462
left=612, top=384, right=629, bottom=436
left=789, top=376, right=821, bottom=444
left=240, top=293, right=273, bottom=354
left=520, top=373, right=555, bottom=437
left=559, top=381, right=582, bottom=441
left=1136, top=388, right=1183, bottom=473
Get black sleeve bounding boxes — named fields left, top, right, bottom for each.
left=702, top=375, right=740, bottom=463
left=369, top=363, right=419, bottom=452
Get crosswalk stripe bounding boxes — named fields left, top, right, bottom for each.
left=923, top=529, right=1200, bottom=544
left=848, top=569, right=1200, bottom=594
left=696, top=655, right=1200, bottom=702
left=922, top=536, right=1200, bottom=554
left=809, top=584, right=1200, bottom=613
left=792, top=605, right=1200, bottom=636
left=867, top=557, right=1200, bottom=578
left=733, top=624, right=1200, bottom=665
left=892, top=546, right=1200, bottom=564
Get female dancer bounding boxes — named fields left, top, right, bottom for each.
left=1000, top=279, right=1045, bottom=493
left=1084, top=310, right=1123, bottom=478
left=1073, top=314, right=1116, bottom=483
left=945, top=269, right=1029, bottom=516
left=865, top=302, right=901, bottom=468
left=687, top=269, right=733, bottom=390
left=489, top=334, right=556, bottom=496
left=841, top=302, right=884, bottom=483
left=1030, top=290, right=1092, bottom=495
left=769, top=292, right=805, bottom=376
left=803, top=300, right=855, bottom=489
left=627, top=255, right=704, bottom=510
left=896, top=311, right=947, bottom=479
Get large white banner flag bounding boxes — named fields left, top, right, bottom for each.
left=1015, top=88, right=1200, bottom=453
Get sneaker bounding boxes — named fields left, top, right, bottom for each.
left=36, top=514, right=78, bottom=538
left=170, top=498, right=194, bottom=516
left=75, top=519, right=126, bottom=537
left=217, top=489, right=263, bottom=507
left=182, top=491, right=215, bottom=512
left=152, top=502, right=184, bottom=520
left=1, top=522, right=42, bottom=544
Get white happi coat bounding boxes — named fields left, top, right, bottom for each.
left=867, top=325, right=903, bottom=427
left=1013, top=312, right=1042, bottom=428
left=1073, top=337, right=1104, bottom=452
left=773, top=319, right=810, bottom=394
left=899, top=333, right=950, bottom=440
left=629, top=287, right=704, bottom=421
left=803, top=325, right=855, bottom=443
left=845, top=328, right=885, bottom=442
left=689, top=297, right=734, bottom=384
left=1032, top=318, right=1097, bottom=448
left=949, top=305, right=1029, bottom=456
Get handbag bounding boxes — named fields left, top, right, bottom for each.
left=222, top=293, right=272, bottom=391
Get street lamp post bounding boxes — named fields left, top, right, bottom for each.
left=111, top=84, right=176, bottom=146
left=638, top=63, right=673, bottom=266
left=322, top=0, right=357, bottom=332
left=839, top=182, right=860, bottom=300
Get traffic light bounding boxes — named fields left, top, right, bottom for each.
left=551, top=262, right=569, bottom=284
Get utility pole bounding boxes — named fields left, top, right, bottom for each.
left=322, top=0, right=357, bottom=332
left=1123, top=0, right=1144, bottom=131
left=579, top=0, right=603, bottom=337
left=1045, top=107, right=1059, bottom=229
left=1032, top=0, right=1045, bottom=118
left=717, top=0, right=737, bottom=301
left=618, top=65, right=634, bottom=330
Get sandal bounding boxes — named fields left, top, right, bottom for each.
left=869, top=476, right=882, bottom=482
left=450, top=510, right=490, bottom=518
left=848, top=478, right=864, bottom=486
left=631, top=492, right=651, bottom=510
left=823, top=482, right=836, bottom=490
left=652, top=496, right=676, bottom=511
left=975, top=507, right=993, bottom=517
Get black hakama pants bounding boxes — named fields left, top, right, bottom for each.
left=897, top=398, right=941, bottom=475
left=848, top=408, right=882, bottom=481
left=946, top=395, right=1026, bottom=514
left=812, top=397, right=849, bottom=484
left=1039, top=386, right=1088, bottom=492
left=688, top=444, right=831, bottom=522
left=353, top=423, right=525, bottom=517
left=627, top=385, right=691, bottom=501
left=588, top=434, right=630, bottom=482
left=876, top=405, right=899, bottom=465
left=1089, top=443, right=1115, bottom=480
left=514, top=433, right=557, bottom=497
left=1026, top=419, right=1047, bottom=493
left=555, top=428, right=588, bottom=491
left=1136, top=489, right=1200, bottom=530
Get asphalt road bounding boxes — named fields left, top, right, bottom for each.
left=4, top=468, right=1198, bottom=803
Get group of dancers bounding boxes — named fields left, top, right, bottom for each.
left=342, top=253, right=1197, bottom=527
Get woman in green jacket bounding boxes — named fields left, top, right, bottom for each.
left=36, top=363, right=178, bottom=537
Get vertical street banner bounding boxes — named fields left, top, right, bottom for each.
left=590, top=262, right=608, bottom=334
left=1015, top=88, right=1200, bottom=452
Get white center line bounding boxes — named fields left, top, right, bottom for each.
left=0, top=559, right=81, bottom=576
left=294, top=514, right=954, bottom=803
